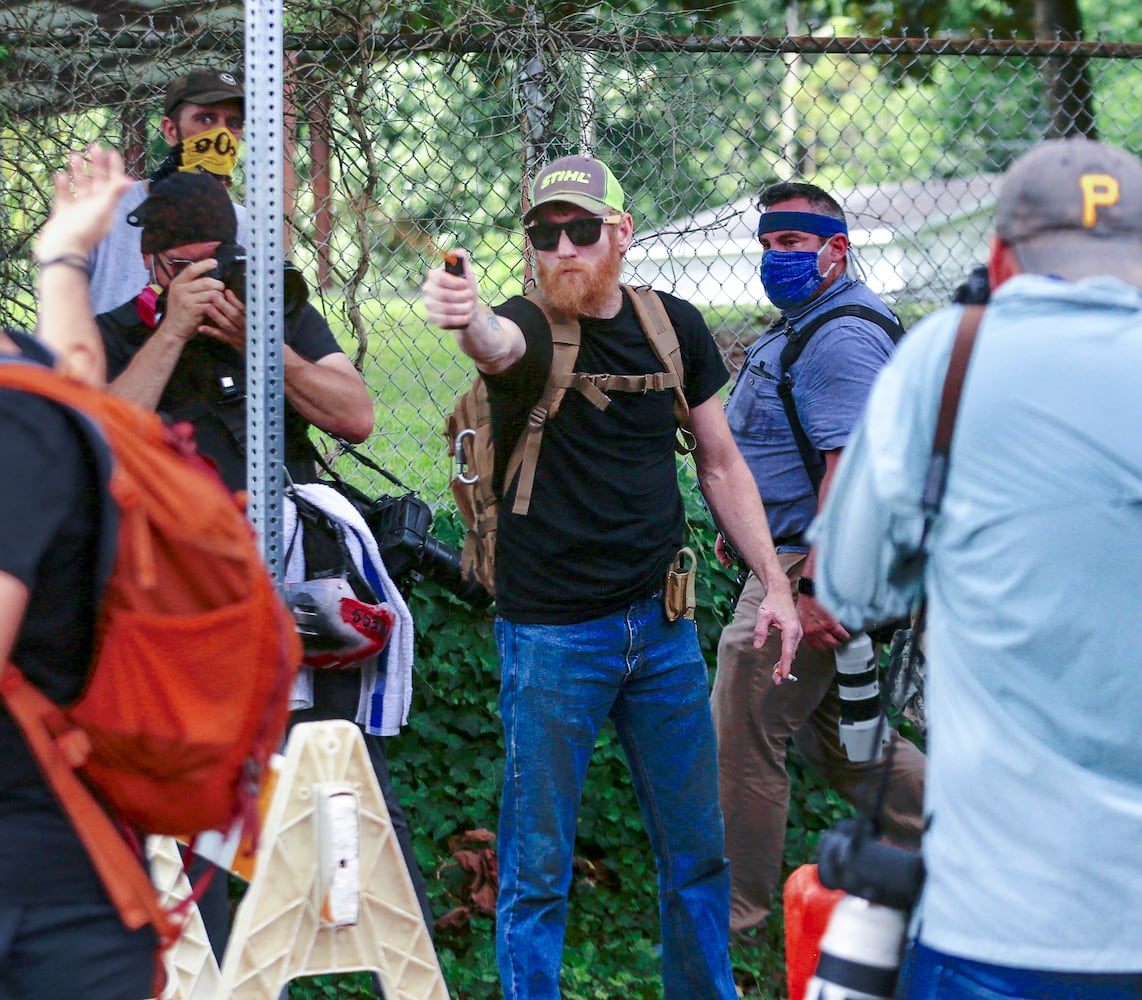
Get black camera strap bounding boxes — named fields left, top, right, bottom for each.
left=869, top=604, right=926, bottom=837
left=315, top=438, right=415, bottom=495
left=779, top=304, right=907, bottom=496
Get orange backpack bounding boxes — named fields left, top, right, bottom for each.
left=0, top=362, right=302, bottom=946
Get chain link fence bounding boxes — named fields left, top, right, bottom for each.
left=3, top=5, right=1141, bottom=506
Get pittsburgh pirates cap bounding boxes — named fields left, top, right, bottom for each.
left=995, top=137, right=1142, bottom=284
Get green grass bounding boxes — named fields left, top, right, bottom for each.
left=308, top=292, right=475, bottom=505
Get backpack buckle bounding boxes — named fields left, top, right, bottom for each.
left=527, top=404, right=548, bottom=429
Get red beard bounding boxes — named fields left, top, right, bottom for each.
left=537, top=233, right=624, bottom=317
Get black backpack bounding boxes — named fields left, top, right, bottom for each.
left=776, top=304, right=906, bottom=494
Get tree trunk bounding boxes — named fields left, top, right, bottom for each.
left=1034, top=0, right=1097, bottom=139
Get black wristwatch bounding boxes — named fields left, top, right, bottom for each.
left=796, top=575, right=816, bottom=597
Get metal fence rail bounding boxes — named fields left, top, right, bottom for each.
left=3, top=6, right=1139, bottom=504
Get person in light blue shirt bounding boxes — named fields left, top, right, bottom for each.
left=812, top=136, right=1142, bottom=998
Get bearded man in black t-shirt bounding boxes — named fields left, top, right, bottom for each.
left=422, top=154, right=802, bottom=1000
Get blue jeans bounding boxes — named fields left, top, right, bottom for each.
left=898, top=940, right=1142, bottom=1000
left=495, top=591, right=736, bottom=1000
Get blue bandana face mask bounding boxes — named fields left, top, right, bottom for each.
left=759, top=241, right=836, bottom=311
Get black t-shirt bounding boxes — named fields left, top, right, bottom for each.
left=97, top=299, right=343, bottom=490
left=0, top=380, right=110, bottom=903
left=486, top=289, right=727, bottom=624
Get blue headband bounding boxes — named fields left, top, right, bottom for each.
left=758, top=210, right=848, bottom=239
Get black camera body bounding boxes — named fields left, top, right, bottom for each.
left=210, top=242, right=309, bottom=316
left=332, top=483, right=489, bottom=607
left=952, top=263, right=991, bottom=305
left=364, top=493, right=490, bottom=607
left=818, top=818, right=924, bottom=911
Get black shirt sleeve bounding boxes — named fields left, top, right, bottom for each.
left=285, top=302, right=344, bottom=363
left=0, top=390, right=101, bottom=702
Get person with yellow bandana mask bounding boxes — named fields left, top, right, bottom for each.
left=88, top=68, right=247, bottom=315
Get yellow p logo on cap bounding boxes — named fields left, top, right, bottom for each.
left=1080, top=173, right=1119, bottom=228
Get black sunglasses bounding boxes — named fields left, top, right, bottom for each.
left=525, top=214, right=622, bottom=252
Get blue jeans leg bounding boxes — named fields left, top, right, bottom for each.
left=897, top=940, right=1142, bottom=1000
left=495, top=593, right=735, bottom=1000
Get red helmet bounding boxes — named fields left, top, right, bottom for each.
left=283, top=577, right=394, bottom=670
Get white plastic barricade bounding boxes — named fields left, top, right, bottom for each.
left=149, top=720, right=448, bottom=999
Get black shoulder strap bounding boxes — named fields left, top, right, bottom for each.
left=779, top=304, right=905, bottom=373
left=777, top=304, right=907, bottom=495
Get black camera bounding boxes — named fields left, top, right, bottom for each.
left=804, top=819, right=925, bottom=1000
left=339, top=487, right=489, bottom=607
left=952, top=263, right=990, bottom=305
left=210, top=242, right=309, bottom=316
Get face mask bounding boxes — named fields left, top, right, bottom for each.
left=178, top=126, right=240, bottom=180
left=759, top=240, right=837, bottom=311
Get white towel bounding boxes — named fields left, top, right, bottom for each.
left=282, top=483, right=414, bottom=736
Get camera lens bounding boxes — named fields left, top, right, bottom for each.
left=418, top=536, right=492, bottom=607
left=835, top=633, right=884, bottom=763
left=209, top=243, right=309, bottom=315
left=805, top=895, right=908, bottom=1000
left=282, top=261, right=309, bottom=315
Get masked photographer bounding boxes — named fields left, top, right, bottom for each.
left=95, top=170, right=372, bottom=491
left=812, top=137, right=1142, bottom=998
left=88, top=68, right=249, bottom=316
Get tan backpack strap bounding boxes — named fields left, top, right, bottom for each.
left=566, top=371, right=681, bottom=408
left=0, top=665, right=177, bottom=944
left=509, top=289, right=582, bottom=515
left=624, top=284, right=695, bottom=452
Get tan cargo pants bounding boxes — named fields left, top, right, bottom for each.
left=710, top=552, right=926, bottom=935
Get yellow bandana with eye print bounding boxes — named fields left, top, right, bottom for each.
left=178, top=126, right=240, bottom=179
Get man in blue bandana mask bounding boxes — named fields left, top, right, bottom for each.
left=710, top=181, right=927, bottom=937
left=757, top=204, right=847, bottom=310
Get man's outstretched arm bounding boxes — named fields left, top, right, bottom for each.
left=689, top=395, right=803, bottom=678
